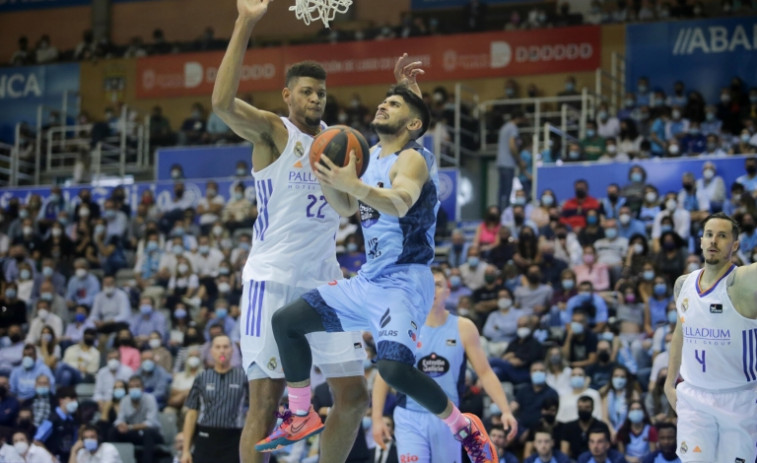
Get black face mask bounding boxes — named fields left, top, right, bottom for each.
left=744, top=223, right=755, bottom=233
left=18, top=419, right=32, bottom=429
left=747, top=165, right=757, bottom=175
left=578, top=410, right=592, bottom=421
left=575, top=189, right=587, bottom=199
left=542, top=414, right=556, bottom=424
left=527, top=273, right=541, bottom=284
left=608, top=193, right=618, bottom=202
left=84, top=337, right=96, bottom=346
left=683, top=183, right=693, bottom=191
left=598, top=351, right=611, bottom=363
left=514, top=215, right=524, bottom=225
left=9, top=334, right=21, bottom=343
left=0, top=385, right=6, bottom=398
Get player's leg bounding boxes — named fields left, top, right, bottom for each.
left=311, top=330, right=370, bottom=463
left=674, top=383, right=718, bottom=463
left=393, top=407, right=433, bottom=463
left=240, top=375, right=286, bottom=463
left=714, top=387, right=757, bottom=463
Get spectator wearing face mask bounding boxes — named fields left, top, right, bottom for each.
left=33, top=386, right=81, bottom=462
left=26, top=300, right=63, bottom=345
left=61, top=328, right=100, bottom=380
left=736, top=156, right=757, bottom=194
left=70, top=423, right=122, bottom=463
left=458, top=246, right=487, bottom=290
left=166, top=346, right=202, bottom=413
left=12, top=430, right=55, bottom=463
left=696, top=162, right=726, bottom=213
left=0, top=325, right=26, bottom=372
left=222, top=183, right=257, bottom=233
left=651, top=194, right=690, bottom=241
left=580, top=121, right=606, bottom=161
left=93, top=350, right=133, bottom=415
left=65, top=259, right=101, bottom=310
left=677, top=172, right=710, bottom=224
left=560, top=180, right=601, bottom=231
left=130, top=297, right=166, bottom=347
left=489, top=315, right=544, bottom=385
left=109, top=376, right=164, bottom=463
left=137, top=350, right=171, bottom=410
left=563, top=311, right=599, bottom=371
left=557, top=367, right=602, bottom=424
left=32, top=258, right=66, bottom=301
left=0, top=374, right=20, bottom=428
left=0, top=284, right=27, bottom=332
left=10, top=344, right=56, bottom=401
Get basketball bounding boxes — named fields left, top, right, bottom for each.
left=309, top=125, right=370, bottom=178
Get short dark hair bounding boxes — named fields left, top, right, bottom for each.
left=56, top=386, right=77, bottom=400
left=489, top=425, right=506, bottom=435
left=578, top=395, right=594, bottom=407
left=541, top=396, right=559, bottom=410
left=588, top=426, right=610, bottom=441
left=285, top=61, right=327, bottom=87
left=702, top=212, right=740, bottom=239
left=656, top=421, right=676, bottom=433
left=532, top=425, right=553, bottom=438
left=385, top=85, right=431, bottom=138
left=128, top=375, right=144, bottom=387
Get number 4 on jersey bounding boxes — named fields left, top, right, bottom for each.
left=695, top=349, right=706, bottom=373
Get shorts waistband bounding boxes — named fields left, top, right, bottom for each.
left=680, top=380, right=757, bottom=394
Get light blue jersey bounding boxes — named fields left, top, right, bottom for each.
left=400, top=314, right=465, bottom=412
left=358, top=141, right=440, bottom=279
left=305, top=140, right=440, bottom=364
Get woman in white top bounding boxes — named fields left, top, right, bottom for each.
left=544, top=346, right=572, bottom=395
left=11, top=430, right=55, bottom=463
left=556, top=366, right=602, bottom=423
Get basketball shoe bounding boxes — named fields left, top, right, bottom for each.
left=255, top=406, right=324, bottom=452
left=455, top=413, right=498, bottom=463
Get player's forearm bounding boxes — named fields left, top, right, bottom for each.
left=665, top=329, right=683, bottom=390
left=479, top=368, right=512, bottom=416
left=322, top=184, right=358, bottom=217
left=371, top=374, right=389, bottom=420
left=212, top=17, right=256, bottom=112
left=351, top=182, right=415, bottom=218
left=182, top=409, right=198, bottom=455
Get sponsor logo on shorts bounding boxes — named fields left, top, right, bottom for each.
left=328, top=280, right=338, bottom=286
left=680, top=442, right=688, bottom=454
left=417, top=353, right=450, bottom=377
left=709, top=303, right=723, bottom=313
left=380, top=308, right=392, bottom=328
left=735, top=458, right=746, bottom=463
left=267, top=357, right=277, bottom=370
left=408, top=330, right=417, bottom=342
left=410, top=321, right=417, bottom=330
left=353, top=342, right=363, bottom=349
left=379, top=330, right=398, bottom=337
left=693, top=446, right=702, bottom=453
left=400, top=454, right=419, bottom=462
left=446, top=339, right=457, bottom=346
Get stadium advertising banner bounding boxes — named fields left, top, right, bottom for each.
left=535, top=156, right=750, bottom=203
left=0, top=63, right=80, bottom=143
left=0, top=0, right=89, bottom=12
left=626, top=16, right=757, bottom=104
left=411, top=0, right=544, bottom=8
left=136, top=26, right=600, bottom=98
left=156, top=145, right=253, bottom=181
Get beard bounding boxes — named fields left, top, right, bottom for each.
left=704, top=257, right=721, bottom=265
left=304, top=115, right=321, bottom=128
left=371, top=119, right=403, bottom=135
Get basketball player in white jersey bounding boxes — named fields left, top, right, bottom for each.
left=664, top=212, right=757, bottom=463
left=371, top=267, right=518, bottom=462
left=212, top=1, right=424, bottom=461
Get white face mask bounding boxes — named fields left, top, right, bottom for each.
left=666, top=199, right=677, bottom=211
left=148, top=339, right=161, bottom=349
left=14, top=442, right=29, bottom=455
left=497, top=298, right=512, bottom=310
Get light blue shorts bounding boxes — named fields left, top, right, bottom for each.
left=393, top=406, right=462, bottom=463
left=303, top=264, right=434, bottom=365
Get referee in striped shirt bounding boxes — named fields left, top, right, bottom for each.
left=181, top=334, right=248, bottom=463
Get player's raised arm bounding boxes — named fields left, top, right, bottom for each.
left=212, top=0, right=285, bottom=152
left=394, top=53, right=425, bottom=98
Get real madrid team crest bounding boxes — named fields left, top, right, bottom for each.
left=294, top=141, right=304, bottom=158
left=681, top=298, right=689, bottom=313
left=680, top=441, right=688, bottom=454
left=267, top=357, right=278, bottom=370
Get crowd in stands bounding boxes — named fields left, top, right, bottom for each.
left=0, top=141, right=756, bottom=462
left=8, top=0, right=757, bottom=66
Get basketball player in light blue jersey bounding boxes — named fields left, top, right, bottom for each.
left=665, top=212, right=757, bottom=463
left=256, top=84, right=499, bottom=462
left=371, top=267, right=518, bottom=463
left=212, top=1, right=424, bottom=462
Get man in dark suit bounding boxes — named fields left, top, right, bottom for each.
left=371, top=415, right=398, bottom=463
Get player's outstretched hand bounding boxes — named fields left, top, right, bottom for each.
left=371, top=416, right=392, bottom=450
left=238, top=0, right=272, bottom=22
left=314, top=150, right=361, bottom=195
left=502, top=413, right=518, bottom=443
left=394, top=53, right=425, bottom=89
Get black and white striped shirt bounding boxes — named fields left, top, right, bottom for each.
left=185, top=367, right=248, bottom=428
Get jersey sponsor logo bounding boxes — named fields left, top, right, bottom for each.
left=287, top=171, right=319, bottom=190
left=378, top=330, right=398, bottom=337
left=293, top=160, right=303, bottom=168
left=709, top=304, right=723, bottom=313
left=417, top=353, right=450, bottom=377
left=408, top=330, right=417, bottom=342
left=367, top=237, right=382, bottom=260
left=400, top=454, right=419, bottom=462
left=380, top=308, right=392, bottom=328
left=693, top=446, right=702, bottom=453
left=359, top=201, right=380, bottom=228
left=294, top=141, right=304, bottom=158
left=328, top=280, right=338, bottom=286
left=446, top=339, right=457, bottom=346
left=206, top=384, right=215, bottom=391
left=683, top=326, right=732, bottom=345
left=353, top=342, right=363, bottom=349
left=410, top=321, right=417, bottom=331
left=736, top=458, right=746, bottom=463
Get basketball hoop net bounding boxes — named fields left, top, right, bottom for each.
left=289, top=0, right=352, bottom=28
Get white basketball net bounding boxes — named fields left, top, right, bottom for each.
left=289, top=0, right=352, bottom=28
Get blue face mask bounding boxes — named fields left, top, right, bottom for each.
left=541, top=195, right=554, bottom=206
left=83, top=438, right=98, bottom=453
left=172, top=245, right=184, bottom=255
left=199, top=245, right=209, bottom=255
left=562, top=279, right=575, bottom=290
left=654, top=284, right=667, bottom=296
left=129, top=389, right=142, bottom=400
left=113, top=388, right=126, bottom=400
left=19, top=269, right=30, bottom=280
left=140, top=305, right=153, bottom=315
left=468, top=257, right=479, bottom=267
left=22, top=356, right=34, bottom=369
left=612, top=376, right=627, bottom=390
left=5, top=289, right=16, bottom=299
left=570, top=376, right=585, bottom=389
left=571, top=322, right=584, bottom=335
left=604, top=228, right=617, bottom=239
left=75, top=313, right=87, bottom=323
left=362, top=416, right=372, bottom=429
left=215, top=308, right=228, bottom=319
left=631, top=172, right=643, bottom=183
left=36, top=386, right=50, bottom=396
left=586, top=215, right=598, bottom=225
left=667, top=310, right=678, bottom=324
left=628, top=409, right=644, bottom=424
left=586, top=129, right=596, bottom=138
left=66, top=400, right=78, bottom=414
left=42, top=266, right=54, bottom=277
left=531, top=371, right=547, bottom=385
left=643, top=270, right=655, bottom=281
left=146, top=241, right=158, bottom=252
left=449, top=275, right=462, bottom=288
left=174, top=309, right=187, bottom=319
left=141, top=360, right=155, bottom=372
